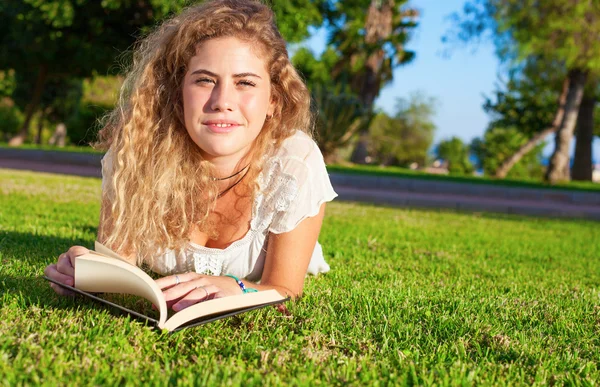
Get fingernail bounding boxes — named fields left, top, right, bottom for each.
left=66, top=279, right=74, bottom=286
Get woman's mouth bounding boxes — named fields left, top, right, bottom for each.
left=203, top=120, right=241, bottom=133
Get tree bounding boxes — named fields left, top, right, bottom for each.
left=311, top=83, right=371, bottom=163
left=436, top=137, right=474, bottom=175
left=480, top=58, right=561, bottom=178
left=447, top=0, right=600, bottom=183
left=368, top=93, right=436, bottom=166
left=323, top=0, right=419, bottom=163
left=0, top=0, right=324, bottom=146
left=0, top=0, right=191, bottom=145
left=10, top=73, right=84, bottom=144
left=471, top=127, right=545, bottom=180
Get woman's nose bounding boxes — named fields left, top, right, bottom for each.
left=210, top=83, right=234, bottom=112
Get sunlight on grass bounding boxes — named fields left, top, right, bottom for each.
left=1, top=168, right=599, bottom=384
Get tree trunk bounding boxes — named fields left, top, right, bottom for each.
left=571, top=96, right=595, bottom=181
left=8, top=65, right=48, bottom=146
left=494, top=76, right=570, bottom=178
left=546, top=69, right=588, bottom=183
left=350, top=0, right=393, bottom=164
left=35, top=111, right=44, bottom=144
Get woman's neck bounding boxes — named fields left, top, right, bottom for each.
left=208, top=150, right=253, bottom=182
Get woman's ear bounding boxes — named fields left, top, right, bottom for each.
left=268, top=94, right=277, bottom=118
left=266, top=106, right=275, bottom=119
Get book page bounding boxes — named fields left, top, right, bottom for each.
left=94, top=241, right=128, bottom=261
left=162, top=290, right=285, bottom=331
left=74, top=252, right=168, bottom=328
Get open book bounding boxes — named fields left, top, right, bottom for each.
left=44, top=242, right=288, bottom=332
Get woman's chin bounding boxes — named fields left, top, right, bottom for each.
left=198, top=146, right=245, bottom=161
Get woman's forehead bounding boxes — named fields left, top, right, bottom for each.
left=190, top=36, right=269, bottom=72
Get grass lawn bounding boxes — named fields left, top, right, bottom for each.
left=1, top=168, right=599, bottom=385
left=0, top=142, right=104, bottom=155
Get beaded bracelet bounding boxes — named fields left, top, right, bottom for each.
left=225, top=274, right=258, bottom=294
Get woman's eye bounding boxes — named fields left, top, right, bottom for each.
left=238, top=80, right=256, bottom=87
left=195, top=78, right=214, bottom=85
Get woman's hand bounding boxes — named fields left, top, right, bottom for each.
left=155, top=273, right=244, bottom=312
left=44, top=246, right=89, bottom=296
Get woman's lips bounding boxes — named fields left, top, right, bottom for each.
left=203, top=121, right=241, bottom=133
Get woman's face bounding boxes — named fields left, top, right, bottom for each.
left=182, top=36, right=275, bottom=163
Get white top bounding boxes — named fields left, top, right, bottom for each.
left=101, top=131, right=338, bottom=282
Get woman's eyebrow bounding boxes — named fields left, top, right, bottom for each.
left=190, top=69, right=218, bottom=77
left=233, top=72, right=262, bottom=79
left=189, top=69, right=262, bottom=79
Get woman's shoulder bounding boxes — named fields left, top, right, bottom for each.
left=275, top=130, right=321, bottom=162
left=262, top=130, right=329, bottom=186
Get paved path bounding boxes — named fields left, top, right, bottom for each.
left=0, top=158, right=101, bottom=178
left=1, top=156, right=599, bottom=221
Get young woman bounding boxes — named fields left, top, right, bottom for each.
left=44, top=0, right=337, bottom=311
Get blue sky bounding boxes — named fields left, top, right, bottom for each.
left=298, top=0, right=600, bottom=160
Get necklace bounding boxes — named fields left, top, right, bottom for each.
left=217, top=167, right=250, bottom=198
left=213, top=164, right=250, bottom=181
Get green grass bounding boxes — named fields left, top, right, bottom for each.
left=329, top=164, right=600, bottom=193
left=1, top=168, right=600, bottom=385
left=0, top=142, right=103, bottom=154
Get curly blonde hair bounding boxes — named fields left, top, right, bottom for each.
left=94, top=0, right=312, bottom=264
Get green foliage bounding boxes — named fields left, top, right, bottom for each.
left=0, top=0, right=324, bottom=76
left=311, top=83, right=371, bottom=161
left=499, top=0, right=600, bottom=72
left=0, top=70, right=16, bottom=98
left=0, top=0, right=188, bottom=144
left=39, top=77, right=84, bottom=124
left=436, top=137, right=474, bottom=175
left=447, top=0, right=600, bottom=72
left=0, top=0, right=325, bottom=144
left=474, top=58, right=558, bottom=180
left=66, top=76, right=121, bottom=145
left=471, top=127, right=545, bottom=180
left=66, top=104, right=109, bottom=146
left=2, top=169, right=600, bottom=384
left=292, top=47, right=339, bottom=90
left=368, top=93, right=437, bottom=166
left=0, top=104, right=23, bottom=139
left=269, top=0, right=325, bottom=43
left=0, top=0, right=187, bottom=76
left=483, top=58, right=564, bottom=138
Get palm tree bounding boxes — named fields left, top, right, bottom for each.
left=326, top=0, right=419, bottom=163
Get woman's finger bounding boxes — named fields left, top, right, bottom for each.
left=172, top=285, right=220, bottom=312
left=49, top=281, right=76, bottom=297
left=44, top=264, right=74, bottom=287
left=162, top=278, right=207, bottom=304
left=67, top=245, right=90, bottom=259
left=155, top=272, right=202, bottom=290
left=56, top=253, right=75, bottom=277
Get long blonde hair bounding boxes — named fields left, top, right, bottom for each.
left=95, top=0, right=312, bottom=264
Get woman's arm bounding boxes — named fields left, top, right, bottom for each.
left=256, top=202, right=326, bottom=297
